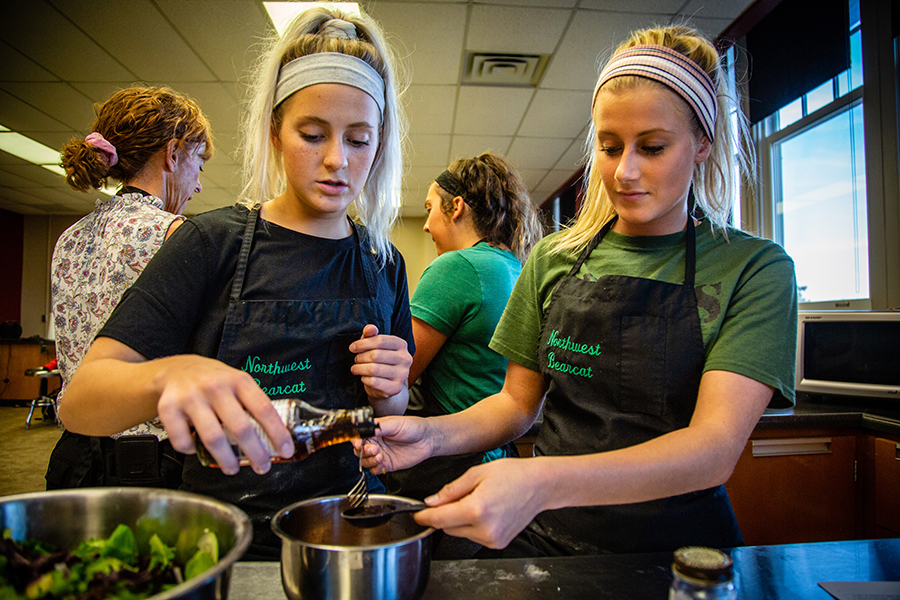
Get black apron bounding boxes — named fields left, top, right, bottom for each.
left=180, top=208, right=387, bottom=560
left=528, top=216, right=742, bottom=555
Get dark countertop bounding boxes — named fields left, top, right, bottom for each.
left=757, top=394, right=900, bottom=437
left=228, top=537, right=900, bottom=600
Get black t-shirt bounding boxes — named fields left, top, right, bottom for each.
left=100, top=204, right=414, bottom=364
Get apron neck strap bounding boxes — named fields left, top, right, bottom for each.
left=569, top=214, right=697, bottom=288
left=229, top=207, right=259, bottom=303
left=349, top=220, right=379, bottom=298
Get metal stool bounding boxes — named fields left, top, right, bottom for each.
left=24, top=367, right=60, bottom=429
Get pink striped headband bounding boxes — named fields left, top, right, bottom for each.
left=594, top=44, right=717, bottom=141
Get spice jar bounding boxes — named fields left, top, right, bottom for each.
left=669, top=546, right=737, bottom=600
left=196, top=398, right=377, bottom=468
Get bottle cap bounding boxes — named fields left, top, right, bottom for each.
left=355, top=406, right=378, bottom=438
left=672, top=546, right=734, bottom=583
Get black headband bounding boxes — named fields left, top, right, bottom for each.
left=434, top=170, right=467, bottom=200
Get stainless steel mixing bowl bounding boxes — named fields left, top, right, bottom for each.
left=0, top=487, right=252, bottom=600
left=272, top=494, right=435, bottom=600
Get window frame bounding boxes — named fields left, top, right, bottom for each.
left=744, top=0, right=900, bottom=311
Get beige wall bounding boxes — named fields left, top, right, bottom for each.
left=19, top=213, right=438, bottom=339
left=391, top=216, right=437, bottom=293
left=21, top=215, right=80, bottom=339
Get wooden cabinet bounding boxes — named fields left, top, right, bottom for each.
left=874, top=437, right=900, bottom=537
left=0, top=340, right=57, bottom=402
left=725, top=429, right=859, bottom=546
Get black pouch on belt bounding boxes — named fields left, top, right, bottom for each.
left=105, top=435, right=184, bottom=488
left=45, top=431, right=183, bottom=490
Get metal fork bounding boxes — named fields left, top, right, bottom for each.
left=347, top=439, right=369, bottom=509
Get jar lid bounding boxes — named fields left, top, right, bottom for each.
left=672, top=546, right=734, bottom=582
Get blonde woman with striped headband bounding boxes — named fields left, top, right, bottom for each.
left=361, top=25, right=798, bottom=557
left=59, top=5, right=413, bottom=559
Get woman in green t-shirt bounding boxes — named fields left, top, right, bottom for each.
left=361, top=25, right=797, bottom=557
left=385, top=154, right=542, bottom=555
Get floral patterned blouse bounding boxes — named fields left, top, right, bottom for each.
left=51, top=191, right=182, bottom=439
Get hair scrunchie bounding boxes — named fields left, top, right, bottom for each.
left=85, top=132, right=118, bottom=167
left=320, top=18, right=357, bottom=40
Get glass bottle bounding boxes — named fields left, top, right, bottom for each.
left=195, top=398, right=377, bottom=468
left=669, top=546, right=737, bottom=600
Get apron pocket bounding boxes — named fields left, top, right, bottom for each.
left=618, top=315, right=666, bottom=417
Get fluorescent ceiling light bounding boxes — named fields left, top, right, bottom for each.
left=263, top=2, right=360, bottom=35
left=0, top=124, right=115, bottom=196
left=0, top=129, right=60, bottom=165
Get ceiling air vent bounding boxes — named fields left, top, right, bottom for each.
left=462, top=52, right=549, bottom=87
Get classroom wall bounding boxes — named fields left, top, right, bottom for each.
left=391, top=215, right=437, bottom=293
left=18, top=214, right=89, bottom=338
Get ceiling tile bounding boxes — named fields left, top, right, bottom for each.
left=506, top=136, right=574, bottom=170
left=449, top=135, right=513, bottom=160
left=0, top=168, right=42, bottom=189
left=405, top=85, right=456, bottom=135
left=1, top=0, right=135, bottom=82
left=577, top=0, right=684, bottom=11
left=154, top=0, right=270, bottom=82
left=21, top=186, right=87, bottom=205
left=402, top=164, right=444, bottom=201
left=478, top=0, right=577, bottom=6
left=369, top=2, right=467, bottom=86
left=0, top=0, right=751, bottom=218
left=0, top=88, right=71, bottom=132
left=518, top=167, right=550, bottom=190
left=466, top=5, right=573, bottom=55
left=1, top=82, right=95, bottom=130
left=0, top=186, right=56, bottom=208
left=454, top=86, right=533, bottom=136
left=553, top=135, right=589, bottom=172
left=0, top=42, right=59, bottom=82
left=0, top=162, right=69, bottom=187
left=518, top=89, right=592, bottom=138
left=540, top=10, right=668, bottom=91
left=23, top=131, right=81, bottom=156
left=682, top=17, right=736, bottom=40
left=148, top=81, right=242, bottom=149
left=208, top=131, right=241, bottom=164
left=68, top=82, right=143, bottom=105
left=534, top=169, right=581, bottom=195
left=407, top=134, right=452, bottom=168
left=50, top=0, right=215, bottom=82
left=681, top=0, right=756, bottom=20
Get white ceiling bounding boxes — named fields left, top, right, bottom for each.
left=0, top=0, right=754, bottom=218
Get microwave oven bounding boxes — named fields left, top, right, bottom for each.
left=796, top=311, right=900, bottom=400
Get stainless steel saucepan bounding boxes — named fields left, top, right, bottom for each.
left=272, top=494, right=435, bottom=600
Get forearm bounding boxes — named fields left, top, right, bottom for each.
left=521, top=370, right=772, bottom=512
left=532, top=424, right=743, bottom=511
left=430, top=388, right=540, bottom=458
left=59, top=355, right=170, bottom=436
left=369, top=384, right=409, bottom=417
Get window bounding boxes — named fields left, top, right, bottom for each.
left=753, top=0, right=870, bottom=307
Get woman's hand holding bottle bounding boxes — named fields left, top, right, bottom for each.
left=155, top=355, right=294, bottom=475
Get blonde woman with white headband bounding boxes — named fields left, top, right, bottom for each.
left=58, top=6, right=412, bottom=559
left=362, top=25, right=798, bottom=557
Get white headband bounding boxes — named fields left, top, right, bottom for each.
left=274, top=52, right=386, bottom=115
left=594, top=44, right=717, bottom=141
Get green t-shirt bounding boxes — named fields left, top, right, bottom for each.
left=490, top=220, right=798, bottom=407
left=411, top=242, right=522, bottom=460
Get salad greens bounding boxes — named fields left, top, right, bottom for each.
left=0, top=524, right=218, bottom=600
